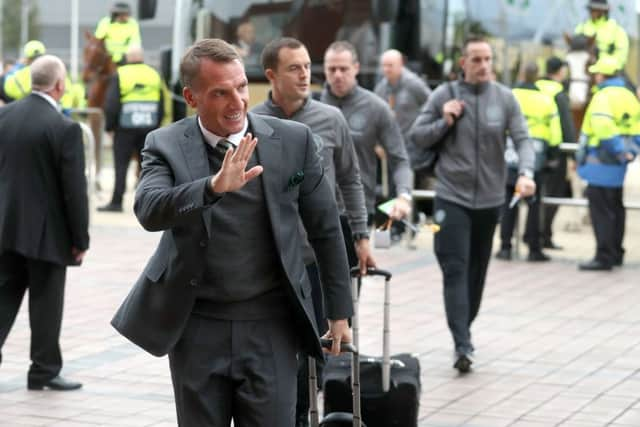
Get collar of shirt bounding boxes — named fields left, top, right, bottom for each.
left=197, top=116, right=248, bottom=149
left=32, top=91, right=61, bottom=112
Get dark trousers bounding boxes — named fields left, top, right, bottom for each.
left=0, top=251, right=66, bottom=383
left=169, top=314, right=299, bottom=427
left=111, top=128, right=148, bottom=205
left=500, top=176, right=543, bottom=252
left=586, top=185, right=625, bottom=266
left=433, top=198, right=500, bottom=354
left=296, top=216, right=356, bottom=424
left=542, top=156, right=570, bottom=243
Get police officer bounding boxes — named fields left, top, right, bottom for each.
left=536, top=56, right=577, bottom=249
left=577, top=56, right=640, bottom=271
left=574, top=0, right=629, bottom=69
left=98, top=46, right=163, bottom=212
left=95, top=2, right=142, bottom=65
left=0, top=40, right=46, bottom=103
left=322, top=41, right=413, bottom=226
left=496, top=62, right=562, bottom=262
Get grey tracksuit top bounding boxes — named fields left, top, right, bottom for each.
left=409, top=80, right=535, bottom=209
left=252, top=95, right=367, bottom=235
left=374, top=68, right=432, bottom=139
left=321, top=84, right=413, bottom=214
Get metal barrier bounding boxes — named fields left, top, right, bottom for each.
left=69, top=107, right=105, bottom=195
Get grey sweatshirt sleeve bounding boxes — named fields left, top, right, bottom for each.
left=333, top=114, right=368, bottom=234
left=377, top=102, right=413, bottom=196
left=408, top=85, right=451, bottom=148
left=505, top=90, right=536, bottom=174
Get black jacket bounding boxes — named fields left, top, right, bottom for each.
left=0, top=94, right=89, bottom=265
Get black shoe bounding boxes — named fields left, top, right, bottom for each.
left=28, top=376, right=82, bottom=391
left=543, top=240, right=563, bottom=250
left=578, top=259, right=612, bottom=271
left=495, top=248, right=512, bottom=260
left=453, top=353, right=473, bottom=374
left=97, top=203, right=123, bottom=212
left=528, top=251, right=550, bottom=262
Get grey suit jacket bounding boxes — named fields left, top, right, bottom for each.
left=111, top=113, right=353, bottom=357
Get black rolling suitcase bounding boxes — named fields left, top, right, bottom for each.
left=322, top=268, right=421, bottom=427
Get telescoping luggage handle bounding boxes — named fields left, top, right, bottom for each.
left=309, top=338, right=362, bottom=427
left=351, top=267, right=393, bottom=393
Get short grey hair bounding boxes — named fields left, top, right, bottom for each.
left=30, top=55, right=66, bottom=91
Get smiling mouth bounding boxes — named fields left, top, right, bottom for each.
left=225, top=113, right=243, bottom=121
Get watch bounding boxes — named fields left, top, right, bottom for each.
left=398, top=193, right=412, bottom=202
left=519, top=169, right=534, bottom=179
left=352, top=232, right=370, bottom=242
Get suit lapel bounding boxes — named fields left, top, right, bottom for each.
left=250, top=113, right=283, bottom=252
left=178, top=118, right=213, bottom=235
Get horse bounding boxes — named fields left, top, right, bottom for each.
left=82, top=31, right=117, bottom=186
left=563, top=32, right=596, bottom=231
left=563, top=33, right=596, bottom=131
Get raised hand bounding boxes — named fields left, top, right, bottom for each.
left=210, top=133, right=264, bottom=193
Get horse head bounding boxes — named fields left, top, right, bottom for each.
left=82, top=31, right=115, bottom=84
left=563, top=32, right=596, bottom=112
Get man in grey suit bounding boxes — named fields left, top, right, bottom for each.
left=111, top=38, right=353, bottom=427
left=0, top=55, right=89, bottom=391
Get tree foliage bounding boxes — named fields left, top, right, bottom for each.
left=2, top=1, right=40, bottom=59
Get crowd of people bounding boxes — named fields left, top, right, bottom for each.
left=1, top=1, right=640, bottom=427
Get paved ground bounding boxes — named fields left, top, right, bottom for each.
left=1, top=164, right=640, bottom=427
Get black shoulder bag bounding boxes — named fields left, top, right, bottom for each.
left=407, top=81, right=458, bottom=176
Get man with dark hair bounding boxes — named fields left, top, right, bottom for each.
left=536, top=56, right=577, bottom=249
left=321, top=40, right=413, bottom=226
left=0, top=55, right=89, bottom=391
left=253, top=37, right=372, bottom=427
left=409, top=36, right=536, bottom=373
left=111, top=38, right=353, bottom=426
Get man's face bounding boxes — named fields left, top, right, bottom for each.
left=460, top=41, right=493, bottom=84
left=116, top=13, right=130, bottom=23
left=268, top=46, right=311, bottom=103
left=183, top=58, right=249, bottom=136
left=589, top=9, right=605, bottom=20
left=381, top=52, right=403, bottom=83
left=324, top=49, right=359, bottom=97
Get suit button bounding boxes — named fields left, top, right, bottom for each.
left=199, top=240, right=207, bottom=247
left=189, top=279, right=198, bottom=286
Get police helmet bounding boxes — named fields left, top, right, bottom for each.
left=111, top=2, right=131, bottom=15
left=23, top=40, right=46, bottom=59
left=587, top=0, right=609, bottom=11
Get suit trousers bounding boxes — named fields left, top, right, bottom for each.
left=586, top=185, right=625, bottom=266
left=168, top=313, right=299, bottom=427
left=433, top=198, right=500, bottom=354
left=0, top=251, right=66, bottom=383
left=111, top=128, right=148, bottom=205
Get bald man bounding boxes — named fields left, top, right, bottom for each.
left=99, top=46, right=164, bottom=212
left=375, top=49, right=431, bottom=141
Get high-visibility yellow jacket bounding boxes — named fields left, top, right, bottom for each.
left=578, top=77, right=640, bottom=187
left=575, top=16, right=629, bottom=69
left=95, top=16, right=141, bottom=64
left=114, top=62, right=162, bottom=129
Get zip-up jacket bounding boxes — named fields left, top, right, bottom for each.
left=409, top=80, right=535, bottom=209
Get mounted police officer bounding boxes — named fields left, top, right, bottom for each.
left=574, top=0, right=629, bottom=69
left=577, top=56, right=640, bottom=271
left=95, top=2, right=142, bottom=65
left=98, top=46, right=163, bottom=212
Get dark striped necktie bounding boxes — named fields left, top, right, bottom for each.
left=212, top=139, right=235, bottom=162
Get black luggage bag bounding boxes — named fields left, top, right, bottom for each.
left=323, top=269, right=421, bottom=427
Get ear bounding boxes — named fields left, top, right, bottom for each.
left=265, top=68, right=276, bottom=83
left=183, top=86, right=196, bottom=108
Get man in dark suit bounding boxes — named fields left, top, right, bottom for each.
left=0, top=55, right=89, bottom=391
left=111, top=38, right=353, bottom=426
